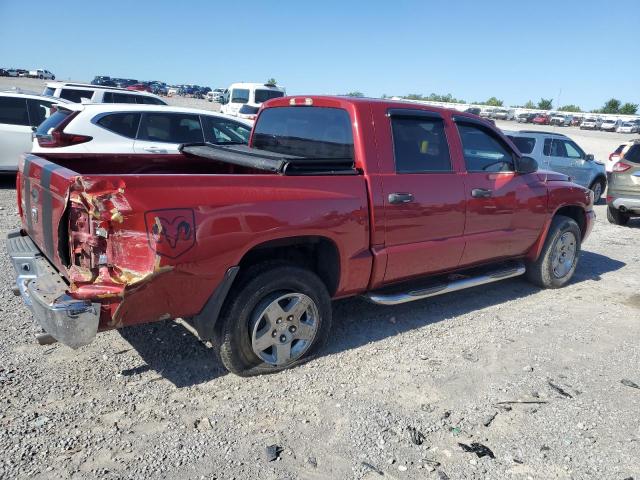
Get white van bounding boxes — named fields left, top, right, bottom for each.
left=220, top=82, right=286, bottom=120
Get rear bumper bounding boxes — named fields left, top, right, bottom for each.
left=7, top=229, right=100, bottom=348
left=609, top=195, right=640, bottom=214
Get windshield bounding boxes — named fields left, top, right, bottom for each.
left=230, top=89, right=249, bottom=104
left=253, top=106, right=354, bottom=159
left=254, top=89, right=285, bottom=103
left=42, top=87, right=55, bottom=97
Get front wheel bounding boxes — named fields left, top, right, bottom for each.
left=526, top=215, right=581, bottom=288
left=218, top=263, right=332, bottom=376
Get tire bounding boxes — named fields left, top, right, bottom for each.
left=526, top=215, right=581, bottom=289
left=589, top=178, right=605, bottom=204
left=218, top=263, right=332, bottom=376
left=607, top=204, right=629, bottom=226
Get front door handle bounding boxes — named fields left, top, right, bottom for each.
left=471, top=188, right=492, bottom=198
left=388, top=192, right=414, bottom=204
left=143, top=146, right=164, bottom=153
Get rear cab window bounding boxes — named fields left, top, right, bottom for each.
left=252, top=106, right=354, bottom=160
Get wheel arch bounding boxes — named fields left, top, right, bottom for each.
left=526, top=204, right=588, bottom=262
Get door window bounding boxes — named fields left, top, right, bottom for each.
left=543, top=138, right=567, bottom=157
left=457, top=123, right=514, bottom=172
left=137, top=113, right=204, bottom=143
left=230, top=89, right=250, bottom=104
left=59, top=89, right=94, bottom=102
left=563, top=140, right=584, bottom=159
left=201, top=116, right=251, bottom=144
left=96, top=113, right=141, bottom=138
left=0, top=96, right=29, bottom=126
left=391, top=117, right=452, bottom=173
left=26, top=99, right=55, bottom=127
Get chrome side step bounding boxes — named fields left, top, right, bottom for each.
left=363, top=263, right=526, bottom=306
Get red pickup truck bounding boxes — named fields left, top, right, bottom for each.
left=8, top=96, right=595, bottom=376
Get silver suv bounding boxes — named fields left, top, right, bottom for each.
left=505, top=130, right=607, bottom=202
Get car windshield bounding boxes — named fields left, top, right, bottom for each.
left=254, top=89, right=285, bottom=103
left=622, top=122, right=633, bottom=127
left=253, top=106, right=354, bottom=160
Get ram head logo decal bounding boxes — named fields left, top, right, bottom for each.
left=145, top=208, right=196, bottom=258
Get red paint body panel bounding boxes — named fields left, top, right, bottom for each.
left=16, top=96, right=595, bottom=335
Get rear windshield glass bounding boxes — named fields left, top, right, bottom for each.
left=254, top=89, right=285, bottom=103
left=36, top=109, right=71, bottom=136
left=231, top=89, right=250, bottom=104
left=507, top=136, right=536, bottom=154
left=253, top=106, right=354, bottom=159
left=625, top=145, right=640, bottom=164
left=59, top=89, right=93, bottom=103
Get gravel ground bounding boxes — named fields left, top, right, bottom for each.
left=1, top=77, right=640, bottom=480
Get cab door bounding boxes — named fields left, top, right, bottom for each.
left=380, top=109, right=466, bottom=283
left=453, top=117, right=547, bottom=266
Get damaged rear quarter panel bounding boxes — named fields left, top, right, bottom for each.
left=67, top=173, right=369, bottom=331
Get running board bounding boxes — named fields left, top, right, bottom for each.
left=363, top=263, right=526, bottom=305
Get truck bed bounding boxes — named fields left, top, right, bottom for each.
left=17, top=153, right=372, bottom=333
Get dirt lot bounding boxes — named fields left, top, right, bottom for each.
left=1, top=77, right=640, bottom=480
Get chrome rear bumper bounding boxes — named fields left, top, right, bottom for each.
left=7, top=229, right=100, bottom=348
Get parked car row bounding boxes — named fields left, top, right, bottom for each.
left=511, top=111, right=640, bottom=133
left=1, top=68, right=55, bottom=79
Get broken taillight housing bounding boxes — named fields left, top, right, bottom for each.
left=37, top=111, right=92, bottom=148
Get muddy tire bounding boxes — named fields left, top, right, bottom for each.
left=218, top=263, right=332, bottom=376
left=526, top=215, right=581, bottom=289
left=606, top=205, right=629, bottom=226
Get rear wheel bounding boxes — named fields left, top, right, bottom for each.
left=526, top=215, right=581, bottom=288
left=607, top=204, right=629, bottom=226
left=589, top=178, right=605, bottom=204
left=218, top=263, right=332, bottom=376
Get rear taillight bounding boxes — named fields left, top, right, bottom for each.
left=612, top=162, right=631, bottom=172
left=37, top=111, right=92, bottom=148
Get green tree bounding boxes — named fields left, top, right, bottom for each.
left=619, top=102, right=638, bottom=115
left=537, top=98, right=553, bottom=110
left=601, top=98, right=621, bottom=114
left=559, top=104, right=582, bottom=112
left=523, top=100, right=536, bottom=109
left=483, top=96, right=503, bottom=107
left=266, top=78, right=277, bottom=85
left=345, top=91, right=364, bottom=97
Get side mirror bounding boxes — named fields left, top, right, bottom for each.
left=517, top=156, right=538, bottom=174
left=585, top=154, right=594, bottom=161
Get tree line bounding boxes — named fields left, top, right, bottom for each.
left=342, top=91, right=638, bottom=115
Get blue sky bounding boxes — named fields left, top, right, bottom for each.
left=1, top=0, right=638, bottom=110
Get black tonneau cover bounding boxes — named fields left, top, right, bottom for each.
left=179, top=143, right=358, bottom=176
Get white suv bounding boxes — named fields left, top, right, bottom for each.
left=32, top=104, right=253, bottom=154
left=0, top=90, right=69, bottom=171
left=220, top=82, right=285, bottom=118
left=42, top=82, right=167, bottom=105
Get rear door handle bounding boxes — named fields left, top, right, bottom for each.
left=471, top=188, right=492, bottom=198
left=388, top=192, right=414, bottom=204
